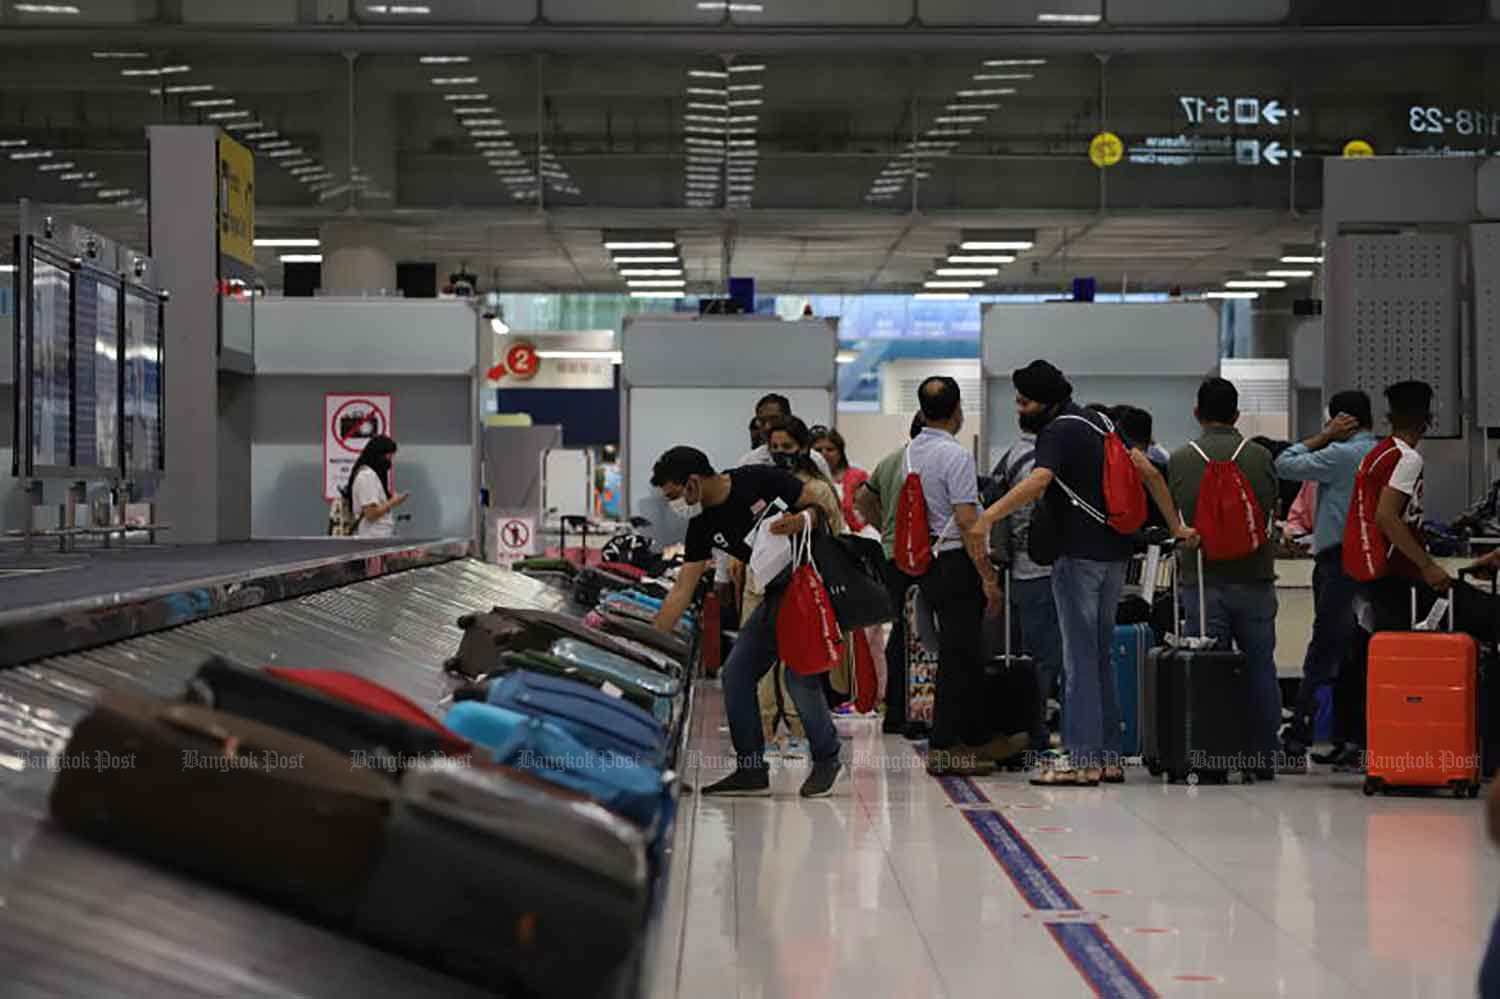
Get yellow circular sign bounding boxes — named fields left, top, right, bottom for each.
left=1089, top=131, right=1124, bottom=168
left=1343, top=139, right=1375, bottom=159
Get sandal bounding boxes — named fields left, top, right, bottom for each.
left=1029, top=768, right=1100, bottom=787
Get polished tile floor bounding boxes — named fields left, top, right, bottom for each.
left=652, top=687, right=1500, bottom=999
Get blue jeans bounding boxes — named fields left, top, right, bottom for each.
left=1181, top=580, right=1283, bottom=761
left=1482, top=910, right=1500, bottom=999
left=722, top=600, right=841, bottom=769
left=1287, top=546, right=1360, bottom=749
left=1012, top=575, right=1063, bottom=751
left=1051, top=557, right=1128, bottom=769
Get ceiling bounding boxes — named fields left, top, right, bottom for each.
left=0, top=0, right=1495, bottom=293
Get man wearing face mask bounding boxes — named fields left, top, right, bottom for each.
left=651, top=446, right=844, bottom=798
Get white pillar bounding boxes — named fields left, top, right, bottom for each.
left=319, top=221, right=401, bottom=295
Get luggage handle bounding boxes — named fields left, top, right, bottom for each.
left=1460, top=565, right=1500, bottom=597
left=1409, top=586, right=1456, bottom=633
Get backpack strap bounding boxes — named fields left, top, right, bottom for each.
left=1187, top=441, right=1211, bottom=464
left=1047, top=413, right=1110, bottom=525
left=1054, top=413, right=1108, bottom=437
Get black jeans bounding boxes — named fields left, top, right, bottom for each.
left=916, top=549, right=990, bottom=750
left=882, top=560, right=918, bottom=726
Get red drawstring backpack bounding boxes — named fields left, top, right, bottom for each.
left=1343, top=437, right=1402, bottom=582
left=1052, top=412, right=1148, bottom=536
left=776, top=518, right=845, bottom=677
left=893, top=445, right=935, bottom=575
left=1186, top=439, right=1268, bottom=561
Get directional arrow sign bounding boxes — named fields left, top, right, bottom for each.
left=1262, top=141, right=1287, bottom=166
left=1263, top=100, right=1288, bottom=126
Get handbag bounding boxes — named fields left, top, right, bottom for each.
left=775, top=518, right=845, bottom=677
left=748, top=517, right=794, bottom=592
left=811, top=529, right=896, bottom=630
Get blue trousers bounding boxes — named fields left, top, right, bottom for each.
left=1011, top=575, right=1063, bottom=751
left=1051, top=557, right=1128, bottom=769
left=1181, top=580, right=1283, bottom=762
left=722, top=601, right=840, bottom=770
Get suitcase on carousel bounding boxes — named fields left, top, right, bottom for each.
left=596, top=612, right=692, bottom=668
left=353, top=762, right=648, bottom=999
left=486, top=669, right=669, bottom=768
left=447, top=606, right=678, bottom=679
left=185, top=658, right=471, bottom=770
left=1363, top=590, right=1480, bottom=798
left=50, top=692, right=394, bottom=924
left=452, top=648, right=676, bottom=727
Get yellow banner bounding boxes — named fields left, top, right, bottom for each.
left=217, top=134, right=255, bottom=268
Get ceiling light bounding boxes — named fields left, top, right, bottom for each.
left=58, top=171, right=85, bottom=180
left=280, top=253, right=324, bottom=263
left=688, top=102, right=729, bottom=113
left=729, top=63, right=765, bottom=73
left=444, top=93, right=490, bottom=102
left=1266, top=269, right=1314, bottom=279
left=729, top=115, right=758, bottom=124
left=1202, top=291, right=1259, bottom=300
left=728, top=83, right=763, bottom=92
left=432, top=76, right=480, bottom=86
left=191, top=98, right=236, bottom=108
left=686, top=137, right=725, bottom=147
left=614, top=256, right=681, bottom=265
left=935, top=116, right=985, bottom=124
left=259, top=139, right=292, bottom=149
left=366, top=4, right=432, bottom=13
left=605, top=241, right=677, bottom=250
left=696, top=1, right=764, bottom=9
left=421, top=55, right=470, bottom=64
left=93, top=51, right=149, bottom=59
left=535, top=350, right=624, bottom=364
left=454, top=106, right=498, bottom=115
left=243, top=131, right=279, bottom=141
left=631, top=290, right=683, bottom=299
left=14, top=4, right=81, bottom=13
left=727, top=148, right=758, bottom=158
left=464, top=119, right=505, bottom=127
left=1225, top=280, right=1287, bottom=289
left=0, top=139, right=27, bottom=148
left=729, top=99, right=763, bottom=108
left=469, top=129, right=509, bottom=137
left=207, top=110, right=252, bottom=120
left=915, top=292, right=971, bottom=301
left=224, top=121, right=262, bottom=131
left=685, top=115, right=729, bottom=124
left=986, top=58, right=1048, bottom=67
left=728, top=139, right=757, bottom=147
left=955, top=88, right=1018, bottom=98
left=37, top=161, right=75, bottom=172
left=947, top=103, right=1000, bottom=112
left=1280, top=255, right=1323, bottom=264
left=926, top=129, right=972, bottom=137
left=628, top=279, right=687, bottom=288
left=620, top=269, right=684, bottom=277
left=947, top=255, right=1014, bottom=265
left=267, top=148, right=305, bottom=158
left=962, top=240, right=1034, bottom=251
left=936, top=268, right=999, bottom=277
left=1037, top=11, right=1102, bottom=22
left=10, top=150, right=52, bottom=160
left=96, top=188, right=131, bottom=199
left=686, top=123, right=727, bottom=134
left=689, top=69, right=729, bottom=79
left=972, top=73, right=1034, bottom=81
left=498, top=173, right=535, bottom=181
left=924, top=280, right=984, bottom=289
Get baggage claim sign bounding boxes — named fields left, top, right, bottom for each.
left=1126, top=95, right=1301, bottom=168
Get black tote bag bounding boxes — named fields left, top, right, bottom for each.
left=811, top=531, right=896, bottom=630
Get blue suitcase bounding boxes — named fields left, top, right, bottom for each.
left=1112, top=623, right=1154, bottom=757
left=445, top=700, right=669, bottom=833
left=487, top=669, right=669, bottom=768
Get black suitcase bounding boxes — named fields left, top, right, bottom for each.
left=984, top=569, right=1041, bottom=758
left=1459, top=568, right=1500, bottom=778
left=353, top=761, right=649, bottom=998
left=447, top=606, right=678, bottom=679
left=51, top=692, right=395, bottom=925
left=1143, top=550, right=1254, bottom=784
left=185, top=657, right=460, bottom=772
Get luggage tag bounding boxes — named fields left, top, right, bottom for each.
left=1414, top=596, right=1452, bottom=632
left=599, top=681, right=625, bottom=700
left=743, top=497, right=790, bottom=549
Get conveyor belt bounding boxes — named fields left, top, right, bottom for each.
left=0, top=559, right=614, bottom=999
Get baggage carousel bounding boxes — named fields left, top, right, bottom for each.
left=0, top=543, right=694, bottom=998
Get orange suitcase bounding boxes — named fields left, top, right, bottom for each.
left=1364, top=593, right=1480, bottom=798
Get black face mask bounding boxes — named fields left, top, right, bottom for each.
left=770, top=451, right=797, bottom=469
left=1018, top=407, right=1052, bottom=433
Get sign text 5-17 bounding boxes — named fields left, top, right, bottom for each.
left=1178, top=97, right=1290, bottom=127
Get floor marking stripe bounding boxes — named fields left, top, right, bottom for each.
left=935, top=775, right=1160, bottom=998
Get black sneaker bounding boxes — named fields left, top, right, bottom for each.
left=800, top=760, right=843, bottom=798
left=697, top=768, right=771, bottom=797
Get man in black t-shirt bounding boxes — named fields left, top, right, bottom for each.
left=974, top=361, right=1191, bottom=787
left=651, top=445, right=843, bottom=799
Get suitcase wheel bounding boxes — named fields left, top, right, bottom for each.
left=1362, top=777, right=1381, bottom=797
left=457, top=614, right=476, bottom=630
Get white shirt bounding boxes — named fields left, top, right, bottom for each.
left=351, top=466, right=396, bottom=539
left=713, top=445, right=833, bottom=581
left=1387, top=437, right=1425, bottom=534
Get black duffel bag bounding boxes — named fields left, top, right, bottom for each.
left=811, top=530, right=895, bottom=630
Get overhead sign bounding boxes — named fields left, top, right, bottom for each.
left=324, top=393, right=393, bottom=501
left=217, top=134, right=255, bottom=269
left=1343, top=139, right=1375, bottom=158
left=1177, top=96, right=1297, bottom=127
left=1089, top=132, right=1124, bottom=168
left=493, top=515, right=537, bottom=567
left=1234, top=138, right=1300, bottom=168
left=505, top=340, right=540, bottom=381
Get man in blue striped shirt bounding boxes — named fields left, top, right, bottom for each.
left=1274, top=390, right=1380, bottom=759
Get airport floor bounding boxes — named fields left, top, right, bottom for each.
left=655, top=687, right=1500, bottom=999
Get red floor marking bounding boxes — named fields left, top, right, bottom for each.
left=1123, top=928, right=1179, bottom=935
left=1030, top=825, right=1072, bottom=833
left=1088, top=889, right=1129, bottom=896
left=1172, top=975, right=1224, bottom=983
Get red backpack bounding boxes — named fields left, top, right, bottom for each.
left=1053, top=413, right=1149, bottom=536
left=893, top=446, right=935, bottom=575
left=1187, top=439, right=1267, bottom=561
left=1343, top=437, right=1402, bottom=582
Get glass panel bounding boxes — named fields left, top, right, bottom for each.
left=74, top=273, right=120, bottom=470
left=123, top=292, right=163, bottom=475
left=29, top=257, right=70, bottom=469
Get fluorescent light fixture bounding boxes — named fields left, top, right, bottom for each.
left=687, top=88, right=727, bottom=98
left=729, top=98, right=763, bottom=108
left=0, top=265, right=15, bottom=273
left=689, top=69, right=728, bottom=79
left=93, top=51, right=148, bottom=59
left=1225, top=280, right=1287, bottom=289
left=259, top=139, right=293, bottom=149
left=696, top=1, right=764, bottom=9
left=207, top=110, right=252, bottom=120
left=498, top=173, right=536, bottom=181
left=956, top=88, right=1018, bottom=98
left=729, top=115, right=758, bottom=124
left=836, top=350, right=859, bottom=365
left=0, top=139, right=27, bottom=148
left=469, top=129, right=509, bottom=137
left=686, top=124, right=726, bottom=135
left=444, top=93, right=490, bottom=102
left=432, top=76, right=480, bottom=85
left=936, top=267, right=999, bottom=277
left=915, top=292, right=971, bottom=301
left=926, top=129, right=972, bottom=137
left=685, top=115, right=729, bottom=124
left=727, top=83, right=763, bottom=92
left=962, top=240, right=1034, bottom=251
left=604, top=241, right=677, bottom=250
left=223, top=121, right=262, bottom=131
left=122, top=66, right=188, bottom=77
left=1037, top=11, right=1102, bottom=22
left=947, top=255, right=1015, bottom=265
left=631, top=290, right=683, bottom=299
left=191, top=98, right=236, bottom=108
left=935, top=116, right=985, bottom=124
left=454, top=106, right=498, bottom=115
left=688, top=102, right=729, bottom=112
left=1280, top=255, right=1324, bottom=264
left=14, top=4, right=81, bottom=13
left=628, top=279, right=687, bottom=288
left=463, top=119, right=505, bottom=127
left=38, top=161, right=75, bottom=172
left=728, top=139, right=757, bottom=147
left=614, top=256, right=681, bottom=265
left=948, top=103, right=999, bottom=112
left=729, top=63, right=765, bottom=73
left=727, top=148, right=759, bottom=158
left=1202, top=291, right=1259, bottom=300
left=686, top=137, right=725, bottom=147
left=160, top=84, right=215, bottom=95
left=619, top=269, right=684, bottom=277
left=421, top=55, right=470, bottom=64
left=535, top=350, right=624, bottom=364
left=1266, top=269, right=1314, bottom=279
left=10, top=150, right=52, bottom=160
left=924, top=280, right=985, bottom=289
left=972, top=73, right=1034, bottom=81
left=366, top=4, right=432, bottom=13
left=94, top=188, right=130, bottom=199
left=280, top=254, right=324, bottom=263
left=267, top=148, right=305, bottom=159
left=58, top=171, right=85, bottom=180
left=986, top=58, right=1048, bottom=67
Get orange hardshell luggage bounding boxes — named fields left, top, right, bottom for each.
left=1364, top=592, right=1480, bottom=798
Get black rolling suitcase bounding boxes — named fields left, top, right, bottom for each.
left=353, top=761, right=649, bottom=999
left=1459, top=567, right=1500, bottom=778
left=447, top=606, right=678, bottom=679
left=1143, top=549, right=1254, bottom=784
left=984, top=568, right=1042, bottom=759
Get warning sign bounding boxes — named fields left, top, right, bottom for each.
left=324, top=393, right=393, bottom=501
left=493, top=515, right=537, bottom=567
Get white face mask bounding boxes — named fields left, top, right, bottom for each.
left=668, top=481, right=702, bottom=519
